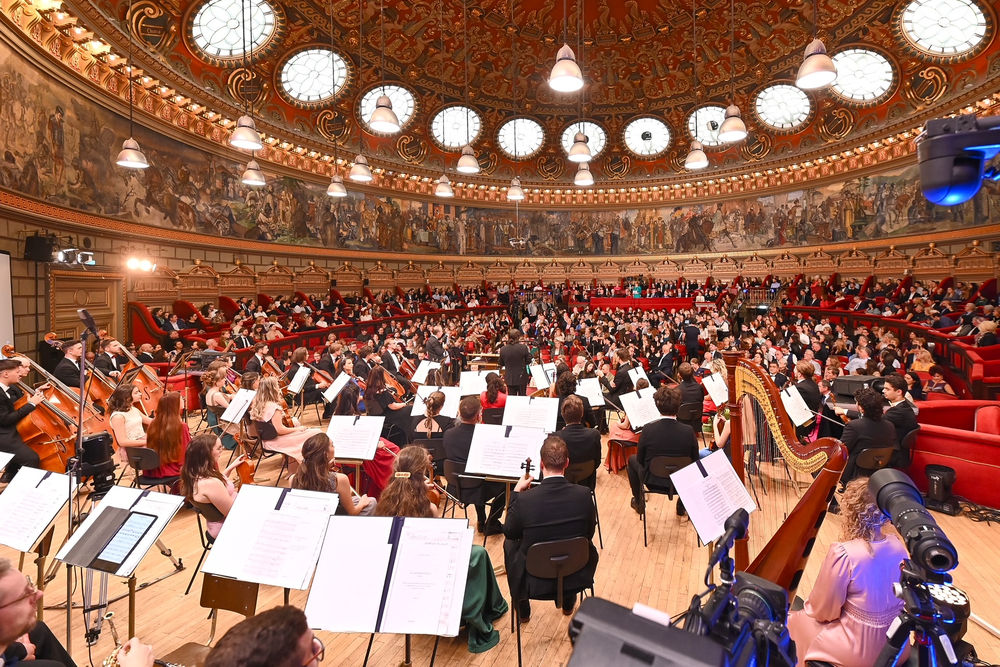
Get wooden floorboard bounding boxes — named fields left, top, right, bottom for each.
left=2, top=410, right=998, bottom=666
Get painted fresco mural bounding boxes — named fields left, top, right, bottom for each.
left=1, top=39, right=998, bottom=257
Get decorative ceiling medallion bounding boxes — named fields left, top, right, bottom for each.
left=902, top=66, right=948, bottom=106
left=817, top=108, right=855, bottom=141
left=740, top=133, right=772, bottom=162
left=227, top=67, right=268, bottom=108
left=536, top=155, right=565, bottom=181
left=604, top=153, right=631, bottom=180
left=316, top=109, right=349, bottom=142
left=477, top=151, right=499, bottom=176
left=131, top=0, right=178, bottom=53
left=396, top=134, right=427, bottom=164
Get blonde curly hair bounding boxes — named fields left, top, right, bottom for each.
left=840, top=477, right=887, bottom=551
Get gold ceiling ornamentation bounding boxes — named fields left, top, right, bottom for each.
left=227, top=67, right=268, bottom=109
left=131, top=0, right=178, bottom=53
left=903, top=66, right=948, bottom=106
left=535, top=154, right=565, bottom=181
left=603, top=153, right=630, bottom=180
left=818, top=108, right=855, bottom=142
left=396, top=134, right=428, bottom=164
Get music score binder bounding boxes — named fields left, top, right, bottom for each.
left=0, top=467, right=75, bottom=553
left=61, top=507, right=156, bottom=573
left=306, top=516, right=473, bottom=637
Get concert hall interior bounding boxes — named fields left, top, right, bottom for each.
left=0, top=0, right=1000, bottom=664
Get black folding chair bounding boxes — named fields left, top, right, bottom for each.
left=641, top=456, right=692, bottom=547
left=481, top=407, right=505, bottom=425
left=125, top=447, right=179, bottom=493
left=677, top=402, right=708, bottom=449
left=564, top=461, right=603, bottom=549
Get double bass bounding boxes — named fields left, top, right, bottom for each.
left=116, top=345, right=165, bottom=416
left=12, top=381, right=79, bottom=472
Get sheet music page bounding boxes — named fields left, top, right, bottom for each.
left=781, top=386, right=813, bottom=427
left=306, top=517, right=393, bottom=633
left=55, top=486, right=183, bottom=577
left=411, top=361, right=441, bottom=385
left=528, top=363, right=557, bottom=389
left=575, top=378, right=605, bottom=407
left=619, top=390, right=662, bottom=429
left=0, top=468, right=74, bottom=552
left=220, top=389, right=256, bottom=423
left=501, top=396, right=560, bottom=433
left=202, top=485, right=336, bottom=589
left=325, top=416, right=384, bottom=460
left=0, top=452, right=12, bottom=472
left=458, top=371, right=490, bottom=396
left=702, top=373, right=729, bottom=406
left=380, top=519, right=474, bottom=636
left=322, top=373, right=352, bottom=404
left=627, top=365, right=650, bottom=387
left=287, top=366, right=312, bottom=395
left=465, top=424, right=545, bottom=478
left=410, top=386, right=461, bottom=418
left=670, top=450, right=757, bottom=544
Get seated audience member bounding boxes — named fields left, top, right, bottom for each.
left=788, top=478, right=907, bottom=667
left=0, top=556, right=154, bottom=667
left=503, top=435, right=598, bottom=620
left=925, top=365, right=956, bottom=395
left=903, top=371, right=925, bottom=402
left=292, top=433, right=375, bottom=516
left=977, top=320, right=998, bottom=347
left=376, top=446, right=508, bottom=652
left=554, top=396, right=601, bottom=489
left=480, top=372, right=508, bottom=409
left=881, top=374, right=918, bottom=465
left=410, top=390, right=453, bottom=439
left=627, top=386, right=699, bottom=517
left=181, top=434, right=245, bottom=538
left=909, top=348, right=934, bottom=372
left=248, top=376, right=322, bottom=471
left=143, top=391, right=189, bottom=481
left=444, top=396, right=506, bottom=535
left=204, top=606, right=323, bottom=667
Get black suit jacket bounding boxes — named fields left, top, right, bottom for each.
left=244, top=355, right=264, bottom=374
left=842, top=416, right=897, bottom=481
left=354, top=358, right=373, bottom=381
left=554, top=423, right=602, bottom=486
left=636, top=417, right=699, bottom=488
left=884, top=401, right=918, bottom=446
left=499, top=343, right=532, bottom=387
left=137, top=352, right=156, bottom=364
left=53, top=357, right=82, bottom=388
left=503, top=476, right=598, bottom=600
left=794, top=378, right=822, bottom=438
left=425, top=336, right=447, bottom=363
left=0, top=385, right=35, bottom=448
left=443, top=421, right=476, bottom=466
left=555, top=394, right=595, bottom=430
left=93, top=352, right=125, bottom=377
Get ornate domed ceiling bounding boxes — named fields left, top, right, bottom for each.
left=14, top=0, right=1000, bottom=200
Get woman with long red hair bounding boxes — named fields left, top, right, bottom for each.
left=144, top=391, right=190, bottom=480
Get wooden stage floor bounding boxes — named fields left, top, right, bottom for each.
left=2, top=412, right=998, bottom=666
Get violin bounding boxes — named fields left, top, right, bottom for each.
left=232, top=433, right=256, bottom=487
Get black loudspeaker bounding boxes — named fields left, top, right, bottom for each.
left=330, top=279, right=337, bottom=287
left=363, top=278, right=370, bottom=286
left=831, top=374, right=878, bottom=402
left=24, top=235, right=56, bottom=262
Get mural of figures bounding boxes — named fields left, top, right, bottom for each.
left=0, top=38, right=996, bottom=257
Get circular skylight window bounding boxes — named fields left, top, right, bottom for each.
left=686, top=105, right=727, bottom=147
left=498, top=118, right=544, bottom=159
left=623, top=117, right=671, bottom=157
left=359, top=85, right=416, bottom=133
left=280, top=49, right=348, bottom=104
left=560, top=121, right=608, bottom=158
left=754, top=85, right=811, bottom=130
left=431, top=106, right=482, bottom=149
left=830, top=49, right=894, bottom=102
left=901, top=0, right=987, bottom=56
left=191, top=0, right=276, bottom=59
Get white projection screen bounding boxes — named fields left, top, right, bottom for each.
left=0, top=251, right=13, bottom=347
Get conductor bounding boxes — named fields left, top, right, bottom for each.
left=499, top=329, right=532, bottom=396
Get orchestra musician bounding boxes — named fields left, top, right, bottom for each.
left=480, top=372, right=507, bottom=410
left=425, top=325, right=447, bottom=364
left=498, top=329, right=531, bottom=396
left=107, top=383, right=152, bottom=462
left=330, top=380, right=399, bottom=499
left=288, top=347, right=329, bottom=407
left=553, top=396, right=602, bottom=489
left=364, top=366, right=411, bottom=448
left=243, top=342, right=268, bottom=374
left=410, top=390, right=452, bottom=441
left=596, top=348, right=635, bottom=410
left=247, top=376, right=321, bottom=472
left=180, top=433, right=245, bottom=539
left=0, top=359, right=44, bottom=481
left=93, top=338, right=127, bottom=380
left=52, top=340, right=84, bottom=388
left=444, top=397, right=505, bottom=535
left=290, top=433, right=376, bottom=516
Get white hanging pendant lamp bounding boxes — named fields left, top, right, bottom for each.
left=241, top=159, right=266, bottom=186
left=574, top=162, right=594, bottom=187
left=435, top=173, right=454, bottom=197
left=349, top=154, right=373, bottom=182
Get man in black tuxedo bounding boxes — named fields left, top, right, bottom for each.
left=882, top=374, right=918, bottom=467
left=839, top=388, right=897, bottom=484
left=682, top=320, right=702, bottom=359
left=768, top=360, right=788, bottom=390
left=243, top=342, right=268, bottom=374
left=135, top=344, right=157, bottom=364
left=597, top=349, right=634, bottom=410
left=651, top=342, right=676, bottom=386
left=554, top=396, right=601, bottom=489
left=52, top=340, right=84, bottom=388
left=626, top=385, right=699, bottom=516
left=503, top=435, right=598, bottom=620
left=676, top=362, right=705, bottom=435
left=793, top=360, right=822, bottom=440
left=93, top=339, right=126, bottom=380
left=231, top=329, right=254, bottom=350
left=425, top=325, right=447, bottom=364
left=381, top=340, right=404, bottom=375
left=498, top=329, right=532, bottom=396
left=443, top=397, right=505, bottom=534
left=0, top=359, right=44, bottom=481
left=353, top=346, right=377, bottom=382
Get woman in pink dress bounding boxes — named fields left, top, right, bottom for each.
left=788, top=477, right=907, bottom=667
left=248, top=376, right=323, bottom=472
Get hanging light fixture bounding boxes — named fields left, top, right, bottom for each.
left=455, top=0, right=480, bottom=175
left=115, top=0, right=148, bottom=169
left=507, top=3, right=525, bottom=202
left=351, top=0, right=373, bottom=183
left=508, top=176, right=524, bottom=201
left=434, top=0, right=452, bottom=196
left=326, top=7, right=347, bottom=198
left=574, top=162, right=594, bottom=187
left=548, top=0, right=583, bottom=92
left=457, top=145, right=479, bottom=173
left=568, top=131, right=591, bottom=163
left=685, top=1, right=708, bottom=170
left=368, top=0, right=401, bottom=133
left=717, top=0, right=747, bottom=143
left=435, top=174, right=455, bottom=197
left=241, top=158, right=266, bottom=186
left=229, top=0, right=262, bottom=151
left=795, top=0, right=837, bottom=89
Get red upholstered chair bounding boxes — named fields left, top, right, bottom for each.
left=974, top=405, right=1000, bottom=434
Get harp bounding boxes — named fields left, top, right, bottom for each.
left=723, top=351, right=847, bottom=595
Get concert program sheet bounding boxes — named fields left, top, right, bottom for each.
left=501, top=395, right=560, bottom=433
left=410, top=385, right=461, bottom=418
left=325, top=415, right=384, bottom=460
left=619, top=389, right=662, bottom=429
left=465, top=424, right=546, bottom=479
left=702, top=373, right=729, bottom=406
left=458, top=370, right=491, bottom=396
left=781, top=386, right=813, bottom=427
left=670, top=450, right=757, bottom=545
left=575, top=378, right=605, bottom=407
left=202, top=485, right=338, bottom=589
left=411, top=361, right=441, bottom=385
left=56, top=486, right=183, bottom=577
left=0, top=467, right=74, bottom=552
left=528, top=363, right=558, bottom=390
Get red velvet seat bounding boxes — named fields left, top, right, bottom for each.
left=974, top=405, right=1000, bottom=434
